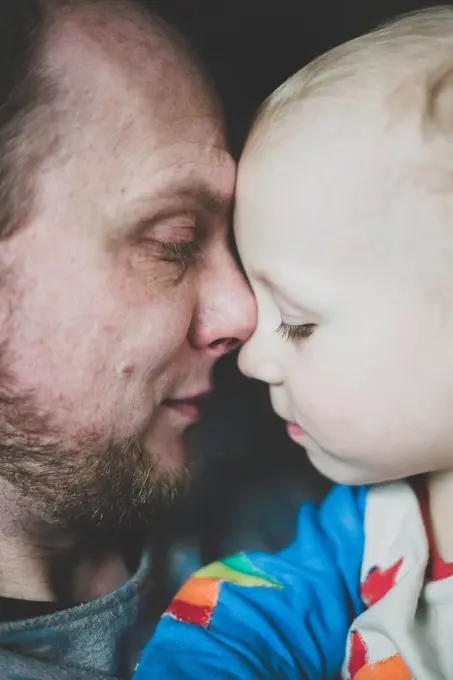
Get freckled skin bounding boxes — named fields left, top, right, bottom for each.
left=121, top=365, right=135, bottom=377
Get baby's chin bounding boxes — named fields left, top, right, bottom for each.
left=305, top=447, right=400, bottom=487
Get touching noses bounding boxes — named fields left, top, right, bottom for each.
left=189, top=250, right=257, bottom=358
left=238, top=324, right=283, bottom=386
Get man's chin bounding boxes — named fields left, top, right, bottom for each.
left=0, top=381, right=194, bottom=539
left=141, top=427, right=193, bottom=480
left=1, top=431, right=191, bottom=540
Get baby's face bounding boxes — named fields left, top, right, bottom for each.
left=235, top=102, right=453, bottom=485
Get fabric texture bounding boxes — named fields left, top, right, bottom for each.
left=134, top=480, right=453, bottom=679
left=0, top=548, right=156, bottom=680
left=134, top=485, right=367, bottom=679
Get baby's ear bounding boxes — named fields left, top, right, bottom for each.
left=425, top=62, right=453, bottom=136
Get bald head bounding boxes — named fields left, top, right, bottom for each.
left=0, top=0, right=221, bottom=240
left=46, top=0, right=219, bottom=114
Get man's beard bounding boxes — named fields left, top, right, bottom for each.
left=0, top=384, right=191, bottom=541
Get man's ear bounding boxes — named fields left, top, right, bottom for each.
left=424, top=62, right=453, bottom=137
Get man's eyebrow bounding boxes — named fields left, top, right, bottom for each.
left=172, top=183, right=232, bottom=217
left=154, top=183, right=233, bottom=217
left=128, top=182, right=233, bottom=229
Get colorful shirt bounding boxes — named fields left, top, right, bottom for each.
left=133, top=480, right=453, bottom=679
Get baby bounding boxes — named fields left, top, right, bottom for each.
left=134, top=7, right=453, bottom=678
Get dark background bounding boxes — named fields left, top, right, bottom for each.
left=146, top=0, right=436, bottom=603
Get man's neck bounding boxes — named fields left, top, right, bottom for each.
left=0, top=481, right=131, bottom=603
left=427, top=469, right=453, bottom=563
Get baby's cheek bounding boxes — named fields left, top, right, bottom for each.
left=289, top=371, right=366, bottom=447
left=288, top=371, right=330, bottom=430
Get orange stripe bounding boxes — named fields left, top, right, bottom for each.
left=174, top=577, right=220, bottom=609
left=355, top=654, right=411, bottom=679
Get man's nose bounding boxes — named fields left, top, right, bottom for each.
left=189, top=250, right=257, bottom=358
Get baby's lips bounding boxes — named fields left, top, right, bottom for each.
left=286, top=422, right=306, bottom=438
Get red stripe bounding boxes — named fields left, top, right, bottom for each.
left=348, top=630, right=368, bottom=677
left=413, top=476, right=453, bottom=582
left=165, top=599, right=213, bottom=627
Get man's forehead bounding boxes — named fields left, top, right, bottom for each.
left=42, top=4, right=228, bottom=189
left=45, top=1, right=219, bottom=128
left=49, top=1, right=178, bottom=70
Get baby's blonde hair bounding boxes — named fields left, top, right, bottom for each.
left=252, top=6, right=453, bottom=141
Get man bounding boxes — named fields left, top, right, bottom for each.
left=0, top=0, right=255, bottom=677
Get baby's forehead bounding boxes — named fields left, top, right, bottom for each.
left=240, top=92, right=440, bottom=220
left=240, top=113, right=385, bottom=223
left=248, top=90, right=418, bottom=161
left=236, top=104, right=453, bottom=290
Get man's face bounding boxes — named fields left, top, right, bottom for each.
left=0, top=20, right=255, bottom=534
left=236, top=100, right=453, bottom=486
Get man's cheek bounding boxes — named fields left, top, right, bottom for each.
left=122, top=318, right=191, bottom=380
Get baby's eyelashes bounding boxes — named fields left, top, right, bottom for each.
left=275, top=322, right=317, bottom=342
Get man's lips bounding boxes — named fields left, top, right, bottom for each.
left=163, top=391, right=211, bottom=423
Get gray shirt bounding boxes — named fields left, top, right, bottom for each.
left=0, top=550, right=155, bottom=679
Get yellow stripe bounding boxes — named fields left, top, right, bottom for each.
left=196, top=562, right=278, bottom=588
